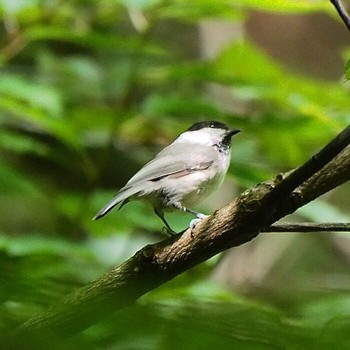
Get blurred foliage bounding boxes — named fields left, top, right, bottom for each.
left=1, top=0, right=350, bottom=348
left=345, top=57, right=350, bottom=81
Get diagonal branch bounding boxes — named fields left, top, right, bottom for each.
left=330, top=0, right=350, bottom=32
left=260, top=124, right=350, bottom=208
left=8, top=124, right=350, bottom=348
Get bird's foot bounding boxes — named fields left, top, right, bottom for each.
left=197, top=213, right=209, bottom=220
left=189, top=214, right=209, bottom=231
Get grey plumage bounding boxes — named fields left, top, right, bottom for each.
left=93, top=143, right=215, bottom=220
left=93, top=121, right=240, bottom=234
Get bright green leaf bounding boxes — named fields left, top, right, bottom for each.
left=345, top=58, right=350, bottom=81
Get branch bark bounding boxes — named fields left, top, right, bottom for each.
left=8, top=124, right=350, bottom=348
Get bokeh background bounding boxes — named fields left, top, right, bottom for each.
left=1, top=0, right=350, bottom=348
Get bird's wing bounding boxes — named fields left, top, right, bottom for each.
left=125, top=143, right=215, bottom=186
left=93, top=143, right=215, bottom=220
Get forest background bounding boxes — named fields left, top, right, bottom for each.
left=1, top=0, right=350, bottom=349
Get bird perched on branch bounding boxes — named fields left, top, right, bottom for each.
left=93, top=121, right=240, bottom=234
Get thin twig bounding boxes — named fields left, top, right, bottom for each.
left=265, top=222, right=350, bottom=232
left=330, top=0, right=350, bottom=32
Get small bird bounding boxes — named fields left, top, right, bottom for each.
left=93, top=121, right=240, bottom=234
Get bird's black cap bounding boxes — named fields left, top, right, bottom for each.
left=187, top=121, right=229, bottom=132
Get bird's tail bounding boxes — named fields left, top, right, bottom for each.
left=92, top=186, right=140, bottom=220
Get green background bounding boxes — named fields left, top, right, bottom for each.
left=1, top=0, right=350, bottom=348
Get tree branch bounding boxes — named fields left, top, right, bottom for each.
left=330, top=0, right=350, bottom=32
left=260, top=124, right=350, bottom=208
left=265, top=223, right=350, bottom=232
left=10, top=125, right=350, bottom=348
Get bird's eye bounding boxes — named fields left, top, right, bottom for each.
left=209, top=124, right=214, bottom=128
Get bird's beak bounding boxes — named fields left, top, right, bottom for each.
left=227, top=129, right=241, bottom=137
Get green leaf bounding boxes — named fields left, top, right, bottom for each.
left=90, top=298, right=317, bottom=350
left=142, top=93, right=224, bottom=118
left=232, top=0, right=329, bottom=13
left=0, top=73, right=62, bottom=117
left=159, top=0, right=242, bottom=21
left=0, top=234, right=89, bottom=258
left=0, top=130, right=49, bottom=156
left=24, top=26, right=164, bottom=55
left=345, top=58, right=350, bottom=81
left=0, top=162, right=41, bottom=196
left=0, top=96, right=80, bottom=150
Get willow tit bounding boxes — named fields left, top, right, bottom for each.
left=93, top=121, right=240, bottom=234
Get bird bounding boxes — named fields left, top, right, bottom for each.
left=93, top=121, right=240, bottom=235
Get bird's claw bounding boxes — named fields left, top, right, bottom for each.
left=190, top=214, right=209, bottom=232
left=162, top=213, right=209, bottom=237
left=196, top=213, right=209, bottom=220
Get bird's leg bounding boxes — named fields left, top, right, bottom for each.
left=184, top=208, right=209, bottom=220
left=172, top=204, right=209, bottom=232
left=154, top=208, right=178, bottom=236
